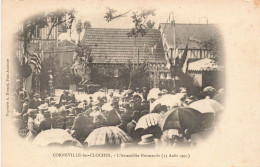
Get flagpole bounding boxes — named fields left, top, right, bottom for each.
left=171, top=13, right=177, bottom=92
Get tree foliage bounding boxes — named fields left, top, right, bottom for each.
left=104, top=8, right=156, bottom=89
left=104, top=8, right=131, bottom=22
left=145, top=20, right=155, bottom=29
left=17, top=9, right=76, bottom=54
left=104, top=8, right=156, bottom=38
left=201, top=38, right=222, bottom=63
left=84, top=21, right=92, bottom=30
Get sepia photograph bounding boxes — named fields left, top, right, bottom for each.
left=1, top=0, right=260, bottom=166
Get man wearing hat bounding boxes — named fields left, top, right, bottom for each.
left=71, top=106, right=91, bottom=143
left=37, top=109, right=57, bottom=133
left=142, top=87, right=149, bottom=101
left=29, top=93, right=41, bottom=109
left=56, top=109, right=68, bottom=130
left=127, top=111, right=141, bottom=139
left=48, top=100, right=58, bottom=114
left=138, top=134, right=156, bottom=148
left=111, top=98, right=120, bottom=112
left=35, top=104, right=48, bottom=125
left=25, top=109, right=38, bottom=142
left=133, top=95, right=142, bottom=112
left=90, top=106, right=102, bottom=123
left=59, top=90, right=69, bottom=106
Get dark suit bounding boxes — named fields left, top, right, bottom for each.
left=29, top=98, right=40, bottom=109
left=126, top=121, right=137, bottom=137
left=71, top=113, right=91, bottom=142
left=38, top=118, right=57, bottom=133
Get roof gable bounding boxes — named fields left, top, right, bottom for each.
left=159, top=23, right=221, bottom=49
left=81, top=28, right=165, bottom=64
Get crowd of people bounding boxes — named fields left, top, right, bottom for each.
left=13, top=86, right=224, bottom=149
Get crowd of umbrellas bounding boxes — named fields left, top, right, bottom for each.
left=12, top=86, right=224, bottom=150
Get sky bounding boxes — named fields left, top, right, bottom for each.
left=58, top=2, right=212, bottom=41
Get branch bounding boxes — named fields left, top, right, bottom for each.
left=114, top=9, right=132, bottom=19
left=47, top=17, right=58, bottom=39
left=105, top=9, right=132, bottom=22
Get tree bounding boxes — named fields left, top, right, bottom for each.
left=201, top=38, right=223, bottom=64
left=76, top=19, right=83, bottom=43
left=83, top=21, right=92, bottom=30
left=105, top=8, right=156, bottom=37
left=128, top=62, right=149, bottom=89
left=105, top=8, right=156, bottom=88
left=104, top=8, right=131, bottom=22
left=17, top=10, right=76, bottom=55
left=145, top=20, right=155, bottom=29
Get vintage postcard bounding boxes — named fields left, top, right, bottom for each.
left=1, top=0, right=260, bottom=166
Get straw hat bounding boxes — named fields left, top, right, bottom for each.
left=138, top=134, right=155, bottom=145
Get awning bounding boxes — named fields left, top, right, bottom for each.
left=188, top=58, right=223, bottom=72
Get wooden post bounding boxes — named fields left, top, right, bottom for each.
left=133, top=37, right=136, bottom=69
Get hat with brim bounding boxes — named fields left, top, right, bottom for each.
left=161, top=89, right=168, bottom=94
left=43, top=110, right=51, bottom=114
left=49, top=101, right=56, bottom=105
left=38, top=104, right=48, bottom=110
left=138, top=134, right=155, bottom=145
left=34, top=93, right=40, bottom=98
left=28, top=109, right=38, bottom=115
left=75, top=106, right=83, bottom=110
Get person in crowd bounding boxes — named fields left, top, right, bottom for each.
left=71, top=106, right=91, bottom=143
left=90, top=106, right=102, bottom=123
left=161, top=89, right=168, bottom=95
left=21, top=98, right=30, bottom=117
left=29, top=93, right=41, bottom=109
left=107, top=92, right=114, bottom=102
left=59, top=90, right=69, bottom=106
left=142, top=87, right=149, bottom=101
left=42, top=98, right=49, bottom=106
left=25, top=109, right=38, bottom=142
left=203, top=86, right=217, bottom=99
left=179, top=87, right=187, bottom=93
left=127, top=111, right=141, bottom=139
left=41, top=90, right=48, bottom=101
left=184, top=95, right=197, bottom=105
left=140, top=100, right=150, bottom=111
left=37, top=110, right=57, bottom=134
left=56, top=109, right=68, bottom=130
left=35, top=105, right=47, bottom=125
left=118, top=114, right=132, bottom=132
left=48, top=100, right=58, bottom=114
left=133, top=95, right=142, bottom=111
left=111, top=98, right=120, bottom=112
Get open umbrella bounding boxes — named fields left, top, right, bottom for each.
left=158, top=107, right=203, bottom=134
left=84, top=126, right=132, bottom=147
left=147, top=88, right=160, bottom=101
left=135, top=113, right=161, bottom=130
left=33, top=129, right=82, bottom=147
left=189, top=99, right=223, bottom=114
left=150, top=94, right=182, bottom=112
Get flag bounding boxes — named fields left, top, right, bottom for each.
left=30, top=53, right=41, bottom=75
left=179, top=43, right=188, bottom=68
